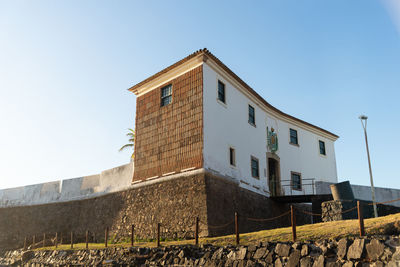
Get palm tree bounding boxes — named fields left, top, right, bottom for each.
left=119, top=128, right=135, bottom=159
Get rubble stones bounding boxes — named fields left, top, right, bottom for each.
left=337, top=238, right=349, bottom=259
left=347, top=239, right=365, bottom=260
left=366, top=239, right=385, bottom=261
left=1, top=236, right=400, bottom=266
left=275, top=243, right=291, bottom=257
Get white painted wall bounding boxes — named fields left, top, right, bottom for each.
left=316, top=181, right=400, bottom=207
left=0, top=162, right=134, bottom=207
left=202, top=63, right=338, bottom=196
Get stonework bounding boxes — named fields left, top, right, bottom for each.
left=133, top=66, right=203, bottom=181
left=0, top=171, right=311, bottom=251
left=0, top=173, right=208, bottom=251
left=321, top=200, right=400, bottom=222
left=2, top=237, right=400, bottom=266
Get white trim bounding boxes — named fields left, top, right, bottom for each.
left=134, top=57, right=203, bottom=97
left=146, top=175, right=159, bottom=181
left=162, top=171, right=176, bottom=176
left=180, top=167, right=196, bottom=172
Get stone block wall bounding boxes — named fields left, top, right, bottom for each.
left=0, top=173, right=209, bottom=251
left=133, top=66, right=203, bottom=181
left=0, top=171, right=312, bottom=251
left=322, top=199, right=400, bottom=222
left=204, top=173, right=312, bottom=236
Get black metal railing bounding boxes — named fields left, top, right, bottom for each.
left=279, top=178, right=316, bottom=196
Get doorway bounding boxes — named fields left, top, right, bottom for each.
left=267, top=155, right=281, bottom=196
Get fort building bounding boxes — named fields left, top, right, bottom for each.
left=0, top=49, right=347, bottom=251
left=129, top=48, right=339, bottom=197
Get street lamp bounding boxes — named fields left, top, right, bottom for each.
left=359, top=115, right=378, bottom=218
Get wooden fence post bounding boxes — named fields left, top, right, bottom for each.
left=235, top=212, right=239, bottom=246
left=43, top=233, right=46, bottom=248
left=70, top=232, right=73, bottom=249
left=33, top=235, right=35, bottom=247
left=157, top=223, right=161, bottom=247
left=195, top=217, right=199, bottom=246
left=86, top=230, right=89, bottom=249
left=291, top=205, right=297, bottom=242
left=55, top=233, right=58, bottom=249
left=357, top=201, right=365, bottom=236
left=24, top=237, right=27, bottom=250
left=131, top=224, right=134, bottom=247
left=105, top=227, right=109, bottom=248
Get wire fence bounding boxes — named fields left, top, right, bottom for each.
left=21, top=198, right=400, bottom=250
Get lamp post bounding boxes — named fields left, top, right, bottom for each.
left=359, top=115, right=378, bottom=218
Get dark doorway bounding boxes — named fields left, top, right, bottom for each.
left=268, top=158, right=281, bottom=196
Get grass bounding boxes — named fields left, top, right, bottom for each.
left=34, top=212, right=400, bottom=251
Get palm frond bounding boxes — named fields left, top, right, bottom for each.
left=119, top=143, right=134, bottom=152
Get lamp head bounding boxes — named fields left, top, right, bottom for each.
left=359, top=115, right=368, bottom=121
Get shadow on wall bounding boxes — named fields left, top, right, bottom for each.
left=0, top=163, right=134, bottom=207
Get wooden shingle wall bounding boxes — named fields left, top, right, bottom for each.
left=133, top=66, right=203, bottom=181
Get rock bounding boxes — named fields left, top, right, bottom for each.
left=275, top=243, right=291, bottom=257
left=347, top=239, right=365, bottom=260
left=371, top=262, right=384, bottom=267
left=253, top=248, right=267, bottom=259
left=366, top=239, right=385, bottom=261
left=312, top=255, right=324, bottom=267
left=245, top=260, right=255, bottom=267
left=178, top=250, right=185, bottom=259
left=342, top=262, right=353, bottom=267
left=21, top=251, right=34, bottom=262
left=392, top=250, right=400, bottom=261
left=325, top=260, right=340, bottom=267
left=264, top=251, right=274, bottom=263
left=236, top=248, right=247, bottom=260
left=212, top=248, right=224, bottom=260
left=248, top=245, right=257, bottom=252
left=381, top=247, right=393, bottom=262
left=387, top=262, right=399, bottom=267
left=274, top=258, right=283, bottom=267
left=287, top=249, right=300, bottom=267
left=227, top=251, right=236, bottom=260
left=301, top=244, right=309, bottom=257
left=309, top=244, right=322, bottom=257
left=300, top=256, right=312, bottom=267
left=337, top=238, right=349, bottom=259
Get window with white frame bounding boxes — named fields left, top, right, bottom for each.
left=250, top=156, right=259, bottom=178
left=161, top=84, right=172, bottom=107
left=218, top=80, right=226, bottom=103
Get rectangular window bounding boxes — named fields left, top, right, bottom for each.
left=319, top=140, right=326, bottom=155
left=251, top=156, right=259, bottom=178
left=218, top=80, right=225, bottom=103
left=248, top=105, right=255, bottom=125
left=229, top=147, right=236, bottom=166
left=289, top=128, right=298, bottom=145
left=161, top=84, right=172, bottom=107
left=291, top=172, right=302, bottom=190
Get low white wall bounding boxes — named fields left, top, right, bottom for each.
left=0, top=162, right=134, bottom=207
left=315, top=181, right=400, bottom=208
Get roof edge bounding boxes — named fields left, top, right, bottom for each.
left=128, top=48, right=339, bottom=140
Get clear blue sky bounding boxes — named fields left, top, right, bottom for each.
left=0, top=1, right=399, bottom=190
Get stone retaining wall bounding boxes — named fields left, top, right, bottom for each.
left=0, top=171, right=312, bottom=252
left=322, top=200, right=400, bottom=222
left=2, top=236, right=400, bottom=266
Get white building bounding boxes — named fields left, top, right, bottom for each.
left=130, top=49, right=339, bottom=197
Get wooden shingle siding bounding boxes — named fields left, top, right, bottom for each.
left=133, top=66, right=203, bottom=181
